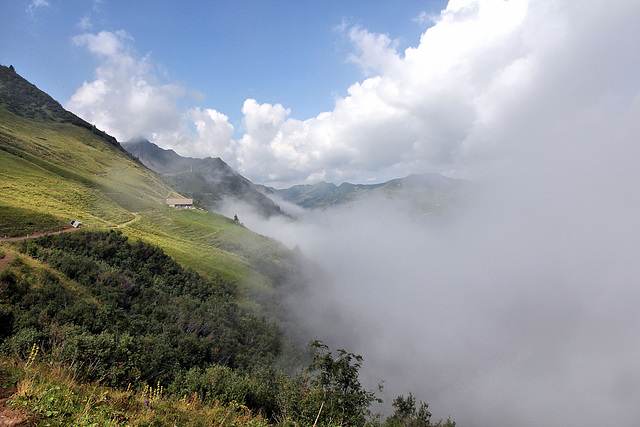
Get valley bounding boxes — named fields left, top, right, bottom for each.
left=0, top=64, right=453, bottom=426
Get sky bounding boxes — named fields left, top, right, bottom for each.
left=4, top=0, right=639, bottom=187
left=1, top=0, right=448, bottom=186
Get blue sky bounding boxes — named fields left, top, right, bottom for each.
left=2, top=0, right=640, bottom=190
left=1, top=0, right=445, bottom=129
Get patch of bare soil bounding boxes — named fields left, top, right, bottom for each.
left=0, top=252, right=15, bottom=274
left=0, top=371, right=32, bottom=427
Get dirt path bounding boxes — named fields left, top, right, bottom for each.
left=0, top=213, right=140, bottom=274
left=0, top=226, right=77, bottom=243
left=0, top=252, right=15, bottom=274
left=0, top=211, right=140, bottom=244
left=116, top=212, right=139, bottom=228
left=0, top=370, right=31, bottom=427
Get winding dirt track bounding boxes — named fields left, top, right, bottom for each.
left=0, top=226, right=78, bottom=243
left=0, top=213, right=140, bottom=274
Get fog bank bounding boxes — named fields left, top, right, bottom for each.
left=225, top=76, right=640, bottom=427
left=232, top=152, right=640, bottom=426
left=214, top=1, right=640, bottom=424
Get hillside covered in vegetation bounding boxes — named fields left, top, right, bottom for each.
left=0, top=65, right=454, bottom=426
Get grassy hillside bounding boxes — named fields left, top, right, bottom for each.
left=0, top=107, right=173, bottom=228
left=122, top=207, right=296, bottom=314
left=0, top=65, right=295, bottom=309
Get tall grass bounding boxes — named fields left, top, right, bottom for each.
left=3, top=357, right=269, bottom=426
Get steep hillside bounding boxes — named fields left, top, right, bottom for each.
left=0, top=64, right=121, bottom=148
left=0, top=66, right=175, bottom=230
left=123, top=139, right=285, bottom=218
left=0, top=65, right=296, bottom=311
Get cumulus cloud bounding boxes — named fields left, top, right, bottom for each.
left=65, top=0, right=640, bottom=187
left=66, top=30, right=235, bottom=159
left=233, top=0, right=535, bottom=185
left=232, top=0, right=640, bottom=188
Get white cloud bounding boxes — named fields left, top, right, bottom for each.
left=66, top=0, right=640, bottom=189
left=77, top=15, right=93, bottom=31
left=66, top=30, right=235, bottom=159
left=413, top=10, right=437, bottom=26
left=233, top=0, right=534, bottom=185
left=347, top=26, right=402, bottom=76
left=229, top=0, right=640, bottom=187
left=26, top=0, right=50, bottom=15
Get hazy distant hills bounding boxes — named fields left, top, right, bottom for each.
left=122, top=139, right=286, bottom=217
left=122, top=138, right=465, bottom=215
left=270, top=173, right=465, bottom=212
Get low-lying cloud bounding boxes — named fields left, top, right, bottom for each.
left=218, top=2, right=640, bottom=422
left=233, top=114, right=640, bottom=425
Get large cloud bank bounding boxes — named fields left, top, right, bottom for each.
left=200, top=1, right=640, bottom=425
left=66, top=0, right=640, bottom=187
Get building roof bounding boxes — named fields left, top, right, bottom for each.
left=166, top=198, right=193, bottom=205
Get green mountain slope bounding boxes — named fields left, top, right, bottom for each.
left=0, top=65, right=295, bottom=311
left=122, top=138, right=285, bottom=218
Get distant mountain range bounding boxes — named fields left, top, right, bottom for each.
left=268, top=173, right=464, bottom=211
left=123, top=138, right=466, bottom=216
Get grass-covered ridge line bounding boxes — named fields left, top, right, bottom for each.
left=0, top=107, right=175, bottom=228
left=0, top=65, right=120, bottom=147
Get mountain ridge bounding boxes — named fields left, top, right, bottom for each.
left=269, top=172, right=465, bottom=211
left=0, top=64, right=126, bottom=152
left=122, top=138, right=465, bottom=214
left=122, top=138, right=286, bottom=218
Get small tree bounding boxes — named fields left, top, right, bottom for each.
left=385, top=393, right=455, bottom=427
left=305, top=339, right=381, bottom=426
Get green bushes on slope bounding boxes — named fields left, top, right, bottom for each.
left=1, top=231, right=280, bottom=385
left=0, top=231, right=454, bottom=425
